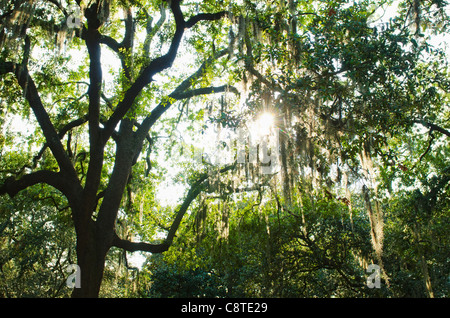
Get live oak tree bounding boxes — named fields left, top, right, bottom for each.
left=1, top=0, right=449, bottom=298
left=0, top=0, right=238, bottom=297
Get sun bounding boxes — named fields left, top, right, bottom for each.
left=252, top=112, right=275, bottom=138
left=258, top=112, right=275, bottom=128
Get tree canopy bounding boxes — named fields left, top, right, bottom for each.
left=0, top=0, right=449, bottom=298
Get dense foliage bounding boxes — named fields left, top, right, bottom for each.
left=1, top=0, right=449, bottom=297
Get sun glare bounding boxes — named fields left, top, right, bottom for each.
left=253, top=112, right=275, bottom=138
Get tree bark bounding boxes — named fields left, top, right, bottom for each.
left=412, top=223, right=434, bottom=298
left=71, top=219, right=108, bottom=298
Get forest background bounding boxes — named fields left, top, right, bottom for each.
left=0, top=0, right=449, bottom=298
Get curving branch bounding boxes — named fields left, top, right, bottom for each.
left=99, top=34, right=120, bottom=52
left=185, top=11, right=229, bottom=28
left=137, top=84, right=238, bottom=142
left=413, top=119, right=450, bottom=138
left=134, top=48, right=235, bottom=145
left=175, top=85, right=239, bottom=100
left=112, top=234, right=170, bottom=253
left=0, top=170, right=71, bottom=198
left=111, top=163, right=237, bottom=254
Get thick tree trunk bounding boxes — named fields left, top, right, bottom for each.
left=71, top=219, right=110, bottom=298
left=70, top=121, right=136, bottom=297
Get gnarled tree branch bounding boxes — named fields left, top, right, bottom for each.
left=112, top=233, right=170, bottom=253
left=111, top=163, right=237, bottom=254
left=0, top=170, right=71, bottom=198
left=413, top=119, right=450, bottom=138
left=134, top=48, right=234, bottom=145
left=185, top=11, right=229, bottom=28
